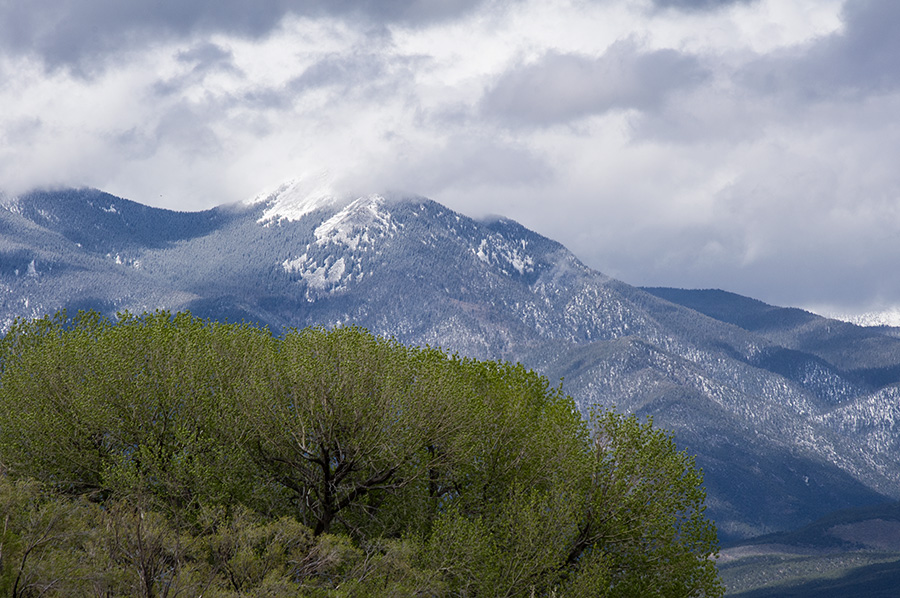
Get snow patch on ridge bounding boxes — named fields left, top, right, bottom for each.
left=282, top=194, right=396, bottom=299
left=283, top=255, right=348, bottom=291
left=472, top=237, right=534, bottom=276
left=248, top=172, right=339, bottom=224
left=0, top=191, right=17, bottom=211
left=314, top=195, right=396, bottom=248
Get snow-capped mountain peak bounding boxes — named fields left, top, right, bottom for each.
left=248, top=172, right=341, bottom=224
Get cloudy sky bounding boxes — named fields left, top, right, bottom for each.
left=1, top=0, right=898, bottom=318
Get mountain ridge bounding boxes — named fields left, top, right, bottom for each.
left=1, top=183, right=898, bottom=543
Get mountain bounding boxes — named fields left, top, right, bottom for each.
left=718, top=501, right=900, bottom=597
left=1, top=182, right=899, bottom=543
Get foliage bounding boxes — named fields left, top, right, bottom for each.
left=0, top=311, right=723, bottom=596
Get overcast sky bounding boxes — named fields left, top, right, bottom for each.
left=1, top=0, right=898, bottom=317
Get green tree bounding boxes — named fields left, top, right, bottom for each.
left=0, top=477, right=84, bottom=598
left=0, top=311, right=723, bottom=597
left=0, top=311, right=268, bottom=514
left=571, top=410, right=721, bottom=596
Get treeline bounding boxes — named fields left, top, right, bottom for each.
left=0, top=312, right=723, bottom=597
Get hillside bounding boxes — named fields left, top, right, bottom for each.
left=1, top=182, right=898, bottom=542
left=719, top=501, right=900, bottom=596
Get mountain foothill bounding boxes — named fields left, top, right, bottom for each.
left=1, top=184, right=899, bottom=549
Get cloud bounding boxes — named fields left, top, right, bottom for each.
left=0, top=0, right=496, bottom=75
left=153, top=42, right=242, bottom=97
left=651, top=0, right=759, bottom=11
left=817, top=0, right=900, bottom=92
left=480, top=41, right=709, bottom=127
left=388, top=133, right=553, bottom=195
left=0, top=1, right=285, bottom=76
left=289, top=52, right=394, bottom=93
left=176, top=42, right=236, bottom=70
left=741, top=0, right=900, bottom=98
left=329, top=0, right=489, bottom=25
left=569, top=90, right=900, bottom=311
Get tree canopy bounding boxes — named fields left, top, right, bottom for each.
left=0, top=311, right=723, bottom=597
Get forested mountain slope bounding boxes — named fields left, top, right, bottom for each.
left=1, top=183, right=897, bottom=541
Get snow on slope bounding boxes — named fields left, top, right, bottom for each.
left=281, top=194, right=397, bottom=296
left=314, top=194, right=396, bottom=249
left=247, top=172, right=340, bottom=224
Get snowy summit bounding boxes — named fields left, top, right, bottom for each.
left=247, top=172, right=341, bottom=224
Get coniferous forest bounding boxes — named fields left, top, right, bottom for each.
left=0, top=311, right=721, bottom=597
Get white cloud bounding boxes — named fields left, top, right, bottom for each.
left=480, top=42, right=709, bottom=127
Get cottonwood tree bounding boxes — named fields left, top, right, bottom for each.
left=227, top=326, right=474, bottom=536
left=0, top=311, right=724, bottom=597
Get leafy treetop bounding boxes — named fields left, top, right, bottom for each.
left=0, top=311, right=723, bottom=597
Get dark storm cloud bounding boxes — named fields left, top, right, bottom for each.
left=480, top=42, right=709, bottom=127
left=0, top=1, right=286, bottom=75
left=816, top=0, right=900, bottom=91
left=332, top=0, right=488, bottom=24
left=742, top=0, right=900, bottom=98
left=0, top=0, right=490, bottom=74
